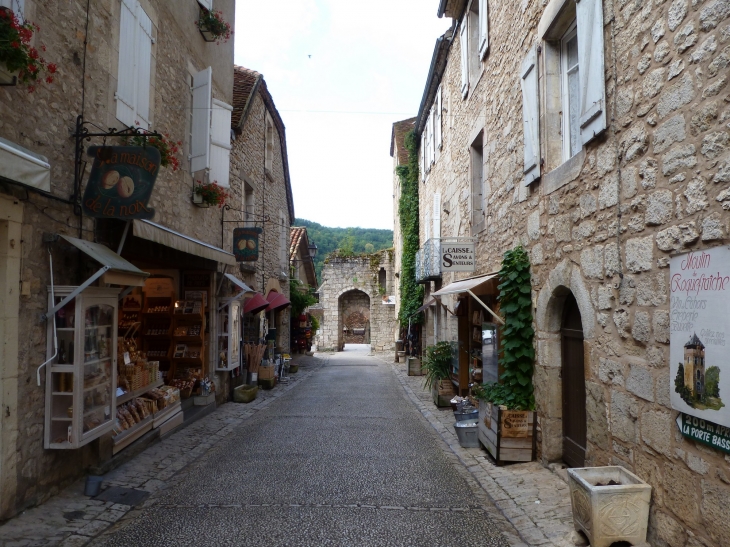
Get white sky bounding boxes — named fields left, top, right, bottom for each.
left=233, top=1, right=450, bottom=230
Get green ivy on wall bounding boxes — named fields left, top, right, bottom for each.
left=397, top=130, right=424, bottom=326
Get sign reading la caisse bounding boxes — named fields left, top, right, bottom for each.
left=82, top=146, right=159, bottom=219
left=233, top=227, right=263, bottom=262
left=441, top=241, right=475, bottom=272
left=670, top=246, right=730, bottom=431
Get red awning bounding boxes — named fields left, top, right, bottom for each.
left=266, top=290, right=291, bottom=312
left=243, top=293, right=269, bottom=315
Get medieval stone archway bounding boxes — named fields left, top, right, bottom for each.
left=534, top=259, right=596, bottom=464
left=338, top=289, right=371, bottom=349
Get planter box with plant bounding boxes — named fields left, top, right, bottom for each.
left=0, top=8, right=56, bottom=91
left=194, top=181, right=229, bottom=207
left=422, top=341, right=455, bottom=408
left=472, top=246, right=537, bottom=464
left=196, top=7, right=232, bottom=44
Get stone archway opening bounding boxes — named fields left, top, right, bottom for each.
left=338, top=289, right=371, bottom=350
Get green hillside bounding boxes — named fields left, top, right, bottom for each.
left=294, top=219, right=393, bottom=282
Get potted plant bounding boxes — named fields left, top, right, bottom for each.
left=125, top=130, right=182, bottom=171
left=196, top=7, right=232, bottom=44
left=0, top=8, right=56, bottom=90
left=193, top=181, right=229, bottom=208
left=421, top=341, right=455, bottom=407
left=472, top=246, right=537, bottom=464
left=567, top=466, right=652, bottom=547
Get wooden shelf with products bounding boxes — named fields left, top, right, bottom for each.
left=169, top=302, right=205, bottom=380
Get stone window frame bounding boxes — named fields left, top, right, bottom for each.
left=469, top=124, right=485, bottom=235
left=242, top=177, right=255, bottom=226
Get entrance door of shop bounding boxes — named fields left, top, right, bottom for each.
left=561, top=293, right=586, bottom=468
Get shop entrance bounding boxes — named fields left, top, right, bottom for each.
left=561, top=292, right=586, bottom=468
left=338, top=289, right=370, bottom=349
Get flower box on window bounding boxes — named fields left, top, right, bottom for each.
left=196, top=7, right=231, bottom=44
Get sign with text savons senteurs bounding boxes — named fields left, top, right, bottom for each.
left=670, top=246, right=730, bottom=432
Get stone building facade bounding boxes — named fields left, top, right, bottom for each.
left=401, top=0, right=730, bottom=544
left=0, top=0, right=238, bottom=518
left=316, top=250, right=398, bottom=352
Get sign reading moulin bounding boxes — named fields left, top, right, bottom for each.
left=670, top=246, right=730, bottom=438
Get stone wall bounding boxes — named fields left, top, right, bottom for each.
left=411, top=0, right=730, bottom=544
left=0, top=0, right=235, bottom=518
left=317, top=250, right=397, bottom=352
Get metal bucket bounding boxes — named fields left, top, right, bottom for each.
left=454, top=408, right=478, bottom=422
left=84, top=475, right=103, bottom=497
left=454, top=420, right=479, bottom=448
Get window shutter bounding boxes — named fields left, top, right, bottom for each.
left=436, top=87, right=443, bottom=150
left=425, top=118, right=431, bottom=170
left=425, top=210, right=431, bottom=242
left=429, top=108, right=435, bottom=165
left=116, top=0, right=137, bottom=127
left=209, top=99, right=232, bottom=188
left=576, top=0, right=607, bottom=145
left=520, top=46, right=540, bottom=186
left=460, top=21, right=469, bottom=98
left=135, top=5, right=152, bottom=129
left=433, top=192, right=441, bottom=239
left=190, top=67, right=212, bottom=174
left=197, top=0, right=212, bottom=11
left=478, top=0, right=489, bottom=60
left=420, top=133, right=426, bottom=181
left=0, top=0, right=24, bottom=16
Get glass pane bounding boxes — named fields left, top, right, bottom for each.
left=567, top=34, right=578, bottom=70
left=83, top=303, right=113, bottom=434
left=230, top=303, right=240, bottom=365
left=481, top=323, right=499, bottom=384
left=568, top=67, right=581, bottom=157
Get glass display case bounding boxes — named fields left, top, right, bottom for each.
left=216, top=300, right=241, bottom=371
left=44, top=286, right=119, bottom=449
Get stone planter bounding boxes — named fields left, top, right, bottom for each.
left=477, top=400, right=536, bottom=465
left=407, top=357, right=422, bottom=376
left=567, top=466, right=651, bottom=547
left=233, top=384, right=258, bottom=403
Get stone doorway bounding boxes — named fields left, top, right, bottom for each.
left=338, top=289, right=370, bottom=350
left=561, top=292, right=586, bottom=468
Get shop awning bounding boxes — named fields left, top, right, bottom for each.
left=0, top=137, right=51, bottom=192
left=266, top=290, right=291, bottom=312
left=244, top=293, right=269, bottom=315
left=431, top=273, right=499, bottom=296
left=60, top=235, right=149, bottom=287
left=218, top=273, right=254, bottom=311
left=431, top=272, right=504, bottom=325
left=132, top=219, right=236, bottom=266
left=414, top=298, right=438, bottom=314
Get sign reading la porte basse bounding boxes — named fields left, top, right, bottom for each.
left=670, top=246, right=730, bottom=431
left=441, top=241, right=475, bottom=272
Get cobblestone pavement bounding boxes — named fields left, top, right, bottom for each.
left=374, top=352, right=581, bottom=547
left=0, top=349, right=580, bottom=546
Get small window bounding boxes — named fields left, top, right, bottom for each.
left=242, top=181, right=254, bottom=226
left=265, top=114, right=275, bottom=174
left=470, top=131, right=484, bottom=232
left=378, top=268, right=386, bottom=293
left=561, top=24, right=581, bottom=161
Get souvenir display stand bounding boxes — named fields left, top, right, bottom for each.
left=44, top=287, right=119, bottom=449
left=216, top=300, right=241, bottom=372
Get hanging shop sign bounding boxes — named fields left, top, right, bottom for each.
left=670, top=246, right=730, bottom=430
left=675, top=413, right=730, bottom=455
left=441, top=241, right=476, bottom=272
left=233, top=227, right=263, bottom=262
left=82, top=146, right=160, bottom=220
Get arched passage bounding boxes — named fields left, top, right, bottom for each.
left=337, top=289, right=371, bottom=350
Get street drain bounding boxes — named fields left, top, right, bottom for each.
left=63, top=510, right=85, bottom=521
left=94, top=486, right=150, bottom=506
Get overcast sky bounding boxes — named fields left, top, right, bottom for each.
left=234, top=1, right=449, bottom=231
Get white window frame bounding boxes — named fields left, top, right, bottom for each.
left=209, top=99, right=232, bottom=188
left=190, top=67, right=212, bottom=174
left=197, top=0, right=212, bottom=10
left=0, top=0, right=24, bottom=17
left=560, top=23, right=580, bottom=161
left=435, top=87, right=443, bottom=150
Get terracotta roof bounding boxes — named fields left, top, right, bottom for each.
left=390, top=117, right=416, bottom=165
left=232, top=66, right=261, bottom=129
left=289, top=227, right=306, bottom=260
left=289, top=226, right=318, bottom=287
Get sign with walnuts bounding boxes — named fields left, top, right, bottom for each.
left=233, top=227, right=263, bottom=262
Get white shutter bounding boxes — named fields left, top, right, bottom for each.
left=190, top=67, right=212, bottom=174
left=0, top=0, right=24, bottom=16
left=460, top=21, right=469, bottom=98
left=576, top=0, right=607, bottom=145
left=436, top=87, right=443, bottom=150
left=420, top=133, right=426, bottom=181
left=209, top=99, right=232, bottom=188
left=429, top=107, right=435, bottom=165
left=478, top=0, right=489, bottom=60
left=135, top=5, right=152, bottom=129
left=521, top=46, right=540, bottom=186
left=116, top=0, right=137, bottom=127
left=425, top=117, right=431, bottom=170
left=197, top=0, right=213, bottom=10
left=425, top=210, right=431, bottom=241
left=433, top=192, right=441, bottom=239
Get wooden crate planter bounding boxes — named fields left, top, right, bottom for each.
left=407, top=357, right=422, bottom=376
left=477, top=400, right=536, bottom=465
left=431, top=379, right=455, bottom=408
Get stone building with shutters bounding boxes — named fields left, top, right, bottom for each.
left=399, top=0, right=730, bottom=544
left=0, top=0, right=243, bottom=519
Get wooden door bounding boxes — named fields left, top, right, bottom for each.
left=561, top=293, right=586, bottom=468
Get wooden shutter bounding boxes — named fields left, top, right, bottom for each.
left=135, top=5, right=152, bottom=129
left=433, top=192, right=441, bottom=239
left=429, top=107, right=436, bottom=165
left=460, top=20, right=469, bottom=98
left=521, top=46, right=540, bottom=186
left=435, top=87, right=443, bottom=150
left=478, top=0, right=489, bottom=60
left=576, top=0, right=607, bottom=145
left=190, top=67, right=212, bottom=174
left=198, top=0, right=213, bottom=10
left=420, top=133, right=426, bottom=181
left=209, top=99, right=232, bottom=188
left=116, top=0, right=137, bottom=127
left=425, top=210, right=431, bottom=242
